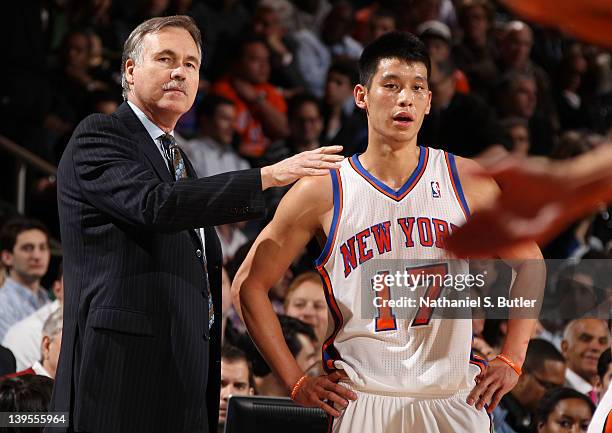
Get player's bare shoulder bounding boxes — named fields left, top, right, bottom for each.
left=276, top=171, right=336, bottom=234
left=453, top=155, right=500, bottom=213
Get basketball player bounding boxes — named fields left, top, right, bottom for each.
left=232, top=32, right=545, bottom=432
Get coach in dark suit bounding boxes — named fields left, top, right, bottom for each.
left=48, top=15, right=341, bottom=433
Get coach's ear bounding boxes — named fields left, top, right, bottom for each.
left=354, top=84, right=367, bottom=111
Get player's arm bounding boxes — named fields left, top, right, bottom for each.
left=456, top=156, right=546, bottom=412
left=231, top=174, right=357, bottom=417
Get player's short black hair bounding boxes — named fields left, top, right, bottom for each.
left=536, top=387, right=595, bottom=425
left=598, top=348, right=612, bottom=382
left=523, top=338, right=566, bottom=374
left=359, top=31, right=431, bottom=88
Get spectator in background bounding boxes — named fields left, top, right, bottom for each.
left=319, top=59, right=368, bottom=156
left=68, top=0, right=122, bottom=57
left=2, top=307, right=63, bottom=380
left=250, top=4, right=307, bottom=94
left=89, top=90, right=121, bottom=115
left=417, top=20, right=470, bottom=93
left=554, top=43, right=591, bottom=131
left=182, top=94, right=249, bottom=178
left=536, top=388, right=594, bottom=433
left=322, top=59, right=360, bottom=144
left=597, top=348, right=612, bottom=398
left=218, top=345, right=255, bottom=433
left=286, top=93, right=324, bottom=154
left=320, top=1, right=363, bottom=60
left=3, top=264, right=63, bottom=371
left=365, top=8, right=396, bottom=45
left=452, top=0, right=498, bottom=103
left=236, top=315, right=317, bottom=397
left=496, top=71, right=556, bottom=155
left=500, top=117, right=531, bottom=156
left=419, top=59, right=504, bottom=157
left=561, top=319, right=610, bottom=400
left=0, top=346, right=16, bottom=377
left=284, top=272, right=328, bottom=344
left=0, top=375, right=55, bottom=424
left=216, top=223, right=249, bottom=265
left=211, top=36, right=289, bottom=161
left=493, top=339, right=566, bottom=433
left=497, top=21, right=557, bottom=125
left=0, top=219, right=51, bottom=341
left=292, top=1, right=362, bottom=98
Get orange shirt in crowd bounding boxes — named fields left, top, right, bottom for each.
left=211, top=77, right=287, bottom=158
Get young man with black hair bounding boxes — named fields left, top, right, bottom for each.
left=218, top=344, right=255, bottom=433
left=233, top=32, right=544, bottom=432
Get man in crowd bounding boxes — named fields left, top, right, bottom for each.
left=2, top=264, right=63, bottom=370
left=562, top=319, right=610, bottom=400
left=0, top=218, right=51, bottom=341
left=1, top=307, right=63, bottom=380
left=218, top=345, right=255, bottom=433
left=493, top=339, right=566, bottom=433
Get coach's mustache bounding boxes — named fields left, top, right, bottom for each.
left=162, top=81, right=187, bottom=93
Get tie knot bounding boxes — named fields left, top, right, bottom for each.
left=159, top=133, right=176, bottom=151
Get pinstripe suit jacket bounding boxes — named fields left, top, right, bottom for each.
left=48, top=102, right=265, bottom=433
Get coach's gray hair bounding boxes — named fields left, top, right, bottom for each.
left=42, top=307, right=63, bottom=339
left=120, top=15, right=202, bottom=100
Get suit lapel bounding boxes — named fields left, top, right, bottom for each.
left=114, top=102, right=173, bottom=182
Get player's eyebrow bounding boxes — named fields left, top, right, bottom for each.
left=379, top=73, right=401, bottom=81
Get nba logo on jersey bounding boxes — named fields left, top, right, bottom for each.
left=431, top=181, right=441, bottom=198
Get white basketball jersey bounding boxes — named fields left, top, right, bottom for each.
left=315, top=146, right=486, bottom=396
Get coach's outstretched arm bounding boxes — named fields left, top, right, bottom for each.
left=456, top=157, right=546, bottom=413
left=232, top=175, right=357, bottom=418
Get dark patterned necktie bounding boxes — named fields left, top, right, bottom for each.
left=160, top=133, right=214, bottom=331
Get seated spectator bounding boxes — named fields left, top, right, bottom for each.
left=182, top=94, right=250, bottom=178
left=500, top=117, right=531, bottom=156
left=3, top=264, right=63, bottom=371
left=364, top=8, right=396, bottom=45
left=554, top=43, right=591, bottom=131
left=286, top=93, right=324, bottom=154
left=419, top=59, right=504, bottom=157
left=321, top=59, right=368, bottom=155
left=2, top=307, right=62, bottom=380
left=497, top=21, right=557, bottom=126
left=250, top=4, right=307, bottom=93
left=597, top=348, right=612, bottom=398
left=452, top=0, right=498, bottom=102
left=0, top=345, right=16, bottom=377
left=0, top=375, right=55, bottom=421
left=235, top=315, right=317, bottom=397
left=496, top=71, right=556, bottom=155
left=284, top=272, right=328, bottom=344
left=536, top=388, right=594, bottom=433
left=211, top=36, right=289, bottom=161
left=0, top=218, right=51, bottom=341
left=417, top=20, right=470, bottom=93
left=493, top=339, right=566, bottom=433
left=561, top=319, right=610, bottom=400
left=590, top=347, right=612, bottom=433
left=292, top=1, right=362, bottom=98
left=218, top=345, right=255, bottom=433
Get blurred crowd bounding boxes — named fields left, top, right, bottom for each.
left=1, top=0, right=612, bottom=432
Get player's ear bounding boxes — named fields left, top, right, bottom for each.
left=425, top=90, right=432, bottom=115
left=354, top=84, right=367, bottom=110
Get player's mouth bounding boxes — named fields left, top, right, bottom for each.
left=392, top=112, right=415, bottom=127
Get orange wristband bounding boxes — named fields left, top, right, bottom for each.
left=290, top=375, right=308, bottom=401
left=495, top=353, right=522, bottom=376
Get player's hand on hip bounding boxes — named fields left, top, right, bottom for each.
left=292, top=371, right=357, bottom=417
left=260, top=146, right=343, bottom=190
left=466, top=358, right=519, bottom=413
